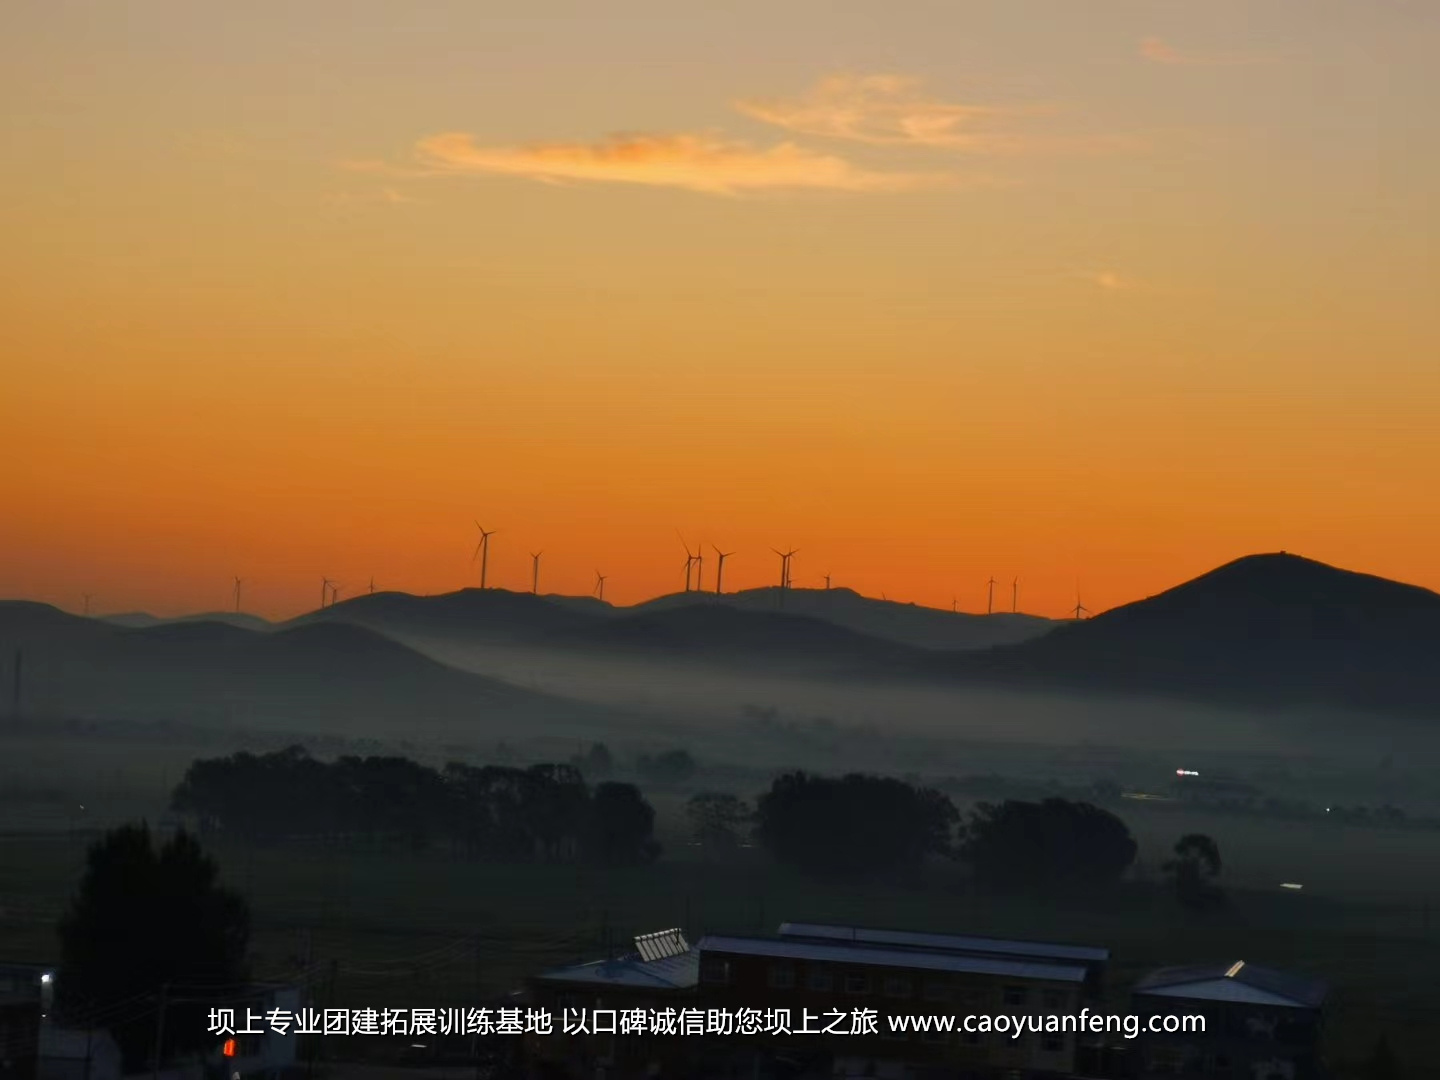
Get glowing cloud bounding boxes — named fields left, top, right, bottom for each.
left=735, top=74, right=1133, bottom=155
left=1140, top=37, right=1270, bottom=67
left=1085, top=270, right=1141, bottom=292
left=398, top=131, right=951, bottom=196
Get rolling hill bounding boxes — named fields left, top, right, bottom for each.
left=0, top=601, right=625, bottom=736
left=103, top=611, right=275, bottom=632
left=940, top=552, right=1440, bottom=716
left=635, top=586, right=1054, bottom=650
left=299, top=584, right=1051, bottom=654
left=292, top=588, right=604, bottom=643
left=535, top=602, right=921, bottom=672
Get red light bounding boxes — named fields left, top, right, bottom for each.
left=222, top=1039, right=237, bottom=1058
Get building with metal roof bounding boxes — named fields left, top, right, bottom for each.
left=1131, top=961, right=1328, bottom=1080
left=778, top=922, right=1110, bottom=964
left=1133, top=961, right=1327, bottom=1009
left=699, top=934, right=1087, bottom=983
left=525, top=930, right=700, bottom=1079
left=530, top=946, right=700, bottom=993
left=698, top=931, right=1090, bottom=1079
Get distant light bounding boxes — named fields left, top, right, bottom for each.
left=410, top=1043, right=427, bottom=1049
left=40, top=972, right=53, bottom=984
left=1280, top=883, right=1304, bottom=890
left=1176, top=769, right=1199, bottom=777
left=222, top=1039, right=237, bottom=1058
left=1224, top=961, right=1246, bottom=979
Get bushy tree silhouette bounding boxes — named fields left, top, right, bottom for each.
left=958, top=798, right=1137, bottom=889
left=686, top=792, right=753, bottom=855
left=1163, top=833, right=1225, bottom=910
left=57, top=824, right=249, bottom=1072
left=754, top=772, right=958, bottom=879
left=1365, top=1034, right=1402, bottom=1080
left=585, top=782, right=662, bottom=866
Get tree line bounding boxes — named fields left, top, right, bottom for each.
left=169, top=746, right=660, bottom=866
left=692, top=770, right=1222, bottom=904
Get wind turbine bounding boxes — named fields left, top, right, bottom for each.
left=331, top=582, right=344, bottom=605
left=823, top=573, right=832, bottom=591
left=987, top=576, right=997, bottom=616
left=1070, top=592, right=1090, bottom=620
left=473, top=523, right=497, bottom=590
left=677, top=532, right=697, bottom=592
left=694, top=546, right=705, bottom=595
left=771, top=548, right=797, bottom=589
left=369, top=576, right=376, bottom=596
left=1012, top=577, right=1019, bottom=614
left=233, top=577, right=243, bottom=614
left=712, top=545, right=733, bottom=595
left=593, top=570, right=607, bottom=602
left=321, top=578, right=334, bottom=609
left=530, top=551, right=543, bottom=595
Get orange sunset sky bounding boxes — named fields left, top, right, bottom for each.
left=2, top=0, right=1438, bottom=619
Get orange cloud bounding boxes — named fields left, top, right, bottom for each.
left=1140, top=37, right=1271, bottom=67
left=394, top=130, right=952, bottom=196
left=735, top=74, right=1135, bottom=155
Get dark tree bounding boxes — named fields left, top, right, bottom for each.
left=1365, top=1035, right=1402, bottom=1080
left=585, top=782, right=661, bottom=866
left=958, top=798, right=1137, bottom=889
left=57, top=824, right=249, bottom=1072
left=685, top=792, right=753, bottom=855
left=1163, top=833, right=1225, bottom=910
left=754, top=772, right=958, bottom=879
left=525, top=763, right=590, bottom=860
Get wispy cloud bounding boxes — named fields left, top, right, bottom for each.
left=1082, top=270, right=1142, bottom=292
left=356, top=131, right=956, bottom=197
left=325, top=186, right=419, bottom=209
left=346, top=73, right=1127, bottom=200
left=735, top=74, right=1137, bottom=156
left=1140, top=37, right=1272, bottom=67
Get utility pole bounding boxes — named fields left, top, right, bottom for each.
left=472, top=936, right=483, bottom=1080
left=152, top=983, right=170, bottom=1080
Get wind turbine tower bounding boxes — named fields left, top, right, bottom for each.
left=677, top=533, right=697, bottom=592
left=712, top=546, right=733, bottom=595
left=593, top=570, right=607, bottom=602
left=473, top=523, right=497, bottom=590
left=531, top=551, right=543, bottom=595
left=234, top=577, right=243, bottom=614
left=771, top=548, right=798, bottom=607
left=1012, top=577, right=1019, bottom=614
left=987, top=577, right=997, bottom=616
left=1070, top=592, right=1090, bottom=620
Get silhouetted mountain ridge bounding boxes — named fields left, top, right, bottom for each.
left=943, top=553, right=1440, bottom=715
left=0, top=601, right=621, bottom=733
left=635, top=586, right=1053, bottom=650
left=538, top=602, right=918, bottom=670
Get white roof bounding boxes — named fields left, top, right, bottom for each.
left=1139, top=979, right=1311, bottom=1007
left=699, top=935, right=1086, bottom=983
left=1134, top=962, right=1327, bottom=1008
left=536, top=949, right=699, bottom=991
left=778, top=923, right=1108, bottom=964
